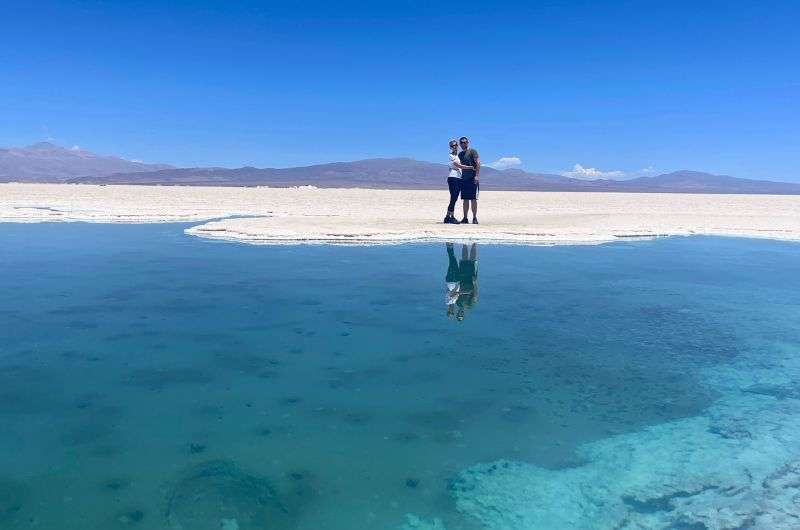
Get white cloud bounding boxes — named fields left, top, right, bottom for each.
left=70, top=145, right=81, bottom=151
left=486, top=156, right=522, bottom=170
left=640, top=166, right=656, bottom=175
left=562, top=163, right=624, bottom=180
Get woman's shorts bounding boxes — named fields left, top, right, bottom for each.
left=461, top=178, right=479, bottom=200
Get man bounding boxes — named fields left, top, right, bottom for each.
left=457, top=136, right=480, bottom=224
left=455, top=242, right=478, bottom=321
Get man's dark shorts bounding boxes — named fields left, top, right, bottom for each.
left=461, top=178, right=479, bottom=200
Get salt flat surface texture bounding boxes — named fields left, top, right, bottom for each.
left=2, top=183, right=800, bottom=244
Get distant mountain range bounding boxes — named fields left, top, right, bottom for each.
left=3, top=142, right=800, bottom=194
left=0, top=142, right=172, bottom=182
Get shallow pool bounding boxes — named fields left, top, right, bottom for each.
left=1, top=224, right=799, bottom=529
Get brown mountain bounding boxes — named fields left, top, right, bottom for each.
left=0, top=142, right=172, bottom=182
left=597, top=170, right=800, bottom=194
left=3, top=143, right=798, bottom=194
left=71, top=159, right=800, bottom=194
left=71, top=157, right=576, bottom=189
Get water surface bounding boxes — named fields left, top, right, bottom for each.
left=1, top=224, right=799, bottom=529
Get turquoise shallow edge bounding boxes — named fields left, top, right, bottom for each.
left=446, top=337, right=800, bottom=529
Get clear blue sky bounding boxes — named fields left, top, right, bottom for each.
left=2, top=0, right=798, bottom=180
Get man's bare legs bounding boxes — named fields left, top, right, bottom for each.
left=462, top=199, right=478, bottom=222
left=460, top=243, right=477, bottom=261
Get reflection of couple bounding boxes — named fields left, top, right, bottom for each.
left=445, top=242, right=478, bottom=321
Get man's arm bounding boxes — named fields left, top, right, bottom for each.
left=473, top=150, right=481, bottom=180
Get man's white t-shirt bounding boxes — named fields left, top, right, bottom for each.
left=448, top=154, right=462, bottom=179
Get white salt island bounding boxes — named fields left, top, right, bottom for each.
left=1, top=183, right=799, bottom=245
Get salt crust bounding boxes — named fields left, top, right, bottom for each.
left=2, top=183, right=800, bottom=246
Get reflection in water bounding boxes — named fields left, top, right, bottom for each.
left=5, top=224, right=800, bottom=530
left=445, top=242, right=478, bottom=321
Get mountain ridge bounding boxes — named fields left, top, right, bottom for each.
left=3, top=143, right=799, bottom=194
left=73, top=159, right=800, bottom=194
left=0, top=142, right=172, bottom=182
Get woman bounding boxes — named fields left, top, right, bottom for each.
left=444, top=139, right=474, bottom=224
left=445, top=242, right=460, bottom=318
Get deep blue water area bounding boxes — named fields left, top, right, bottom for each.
left=1, top=223, right=799, bottom=529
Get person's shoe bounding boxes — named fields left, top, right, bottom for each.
left=443, top=215, right=452, bottom=224
left=472, top=218, right=479, bottom=224
left=460, top=217, right=469, bottom=224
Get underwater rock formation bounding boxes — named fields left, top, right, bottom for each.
left=450, top=345, right=800, bottom=529
left=0, top=478, right=25, bottom=524
left=400, top=514, right=447, bottom=530
left=116, top=509, right=145, bottom=525
left=101, top=478, right=131, bottom=492
left=165, top=460, right=291, bottom=530
left=126, top=367, right=213, bottom=391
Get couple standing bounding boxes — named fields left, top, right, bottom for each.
left=444, top=136, right=480, bottom=224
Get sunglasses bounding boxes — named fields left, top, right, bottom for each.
left=459, top=140, right=468, bottom=144
left=449, top=144, right=457, bottom=148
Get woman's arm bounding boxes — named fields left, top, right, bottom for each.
left=453, top=162, right=474, bottom=170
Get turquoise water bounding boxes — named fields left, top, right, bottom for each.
left=1, top=224, right=799, bottom=529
